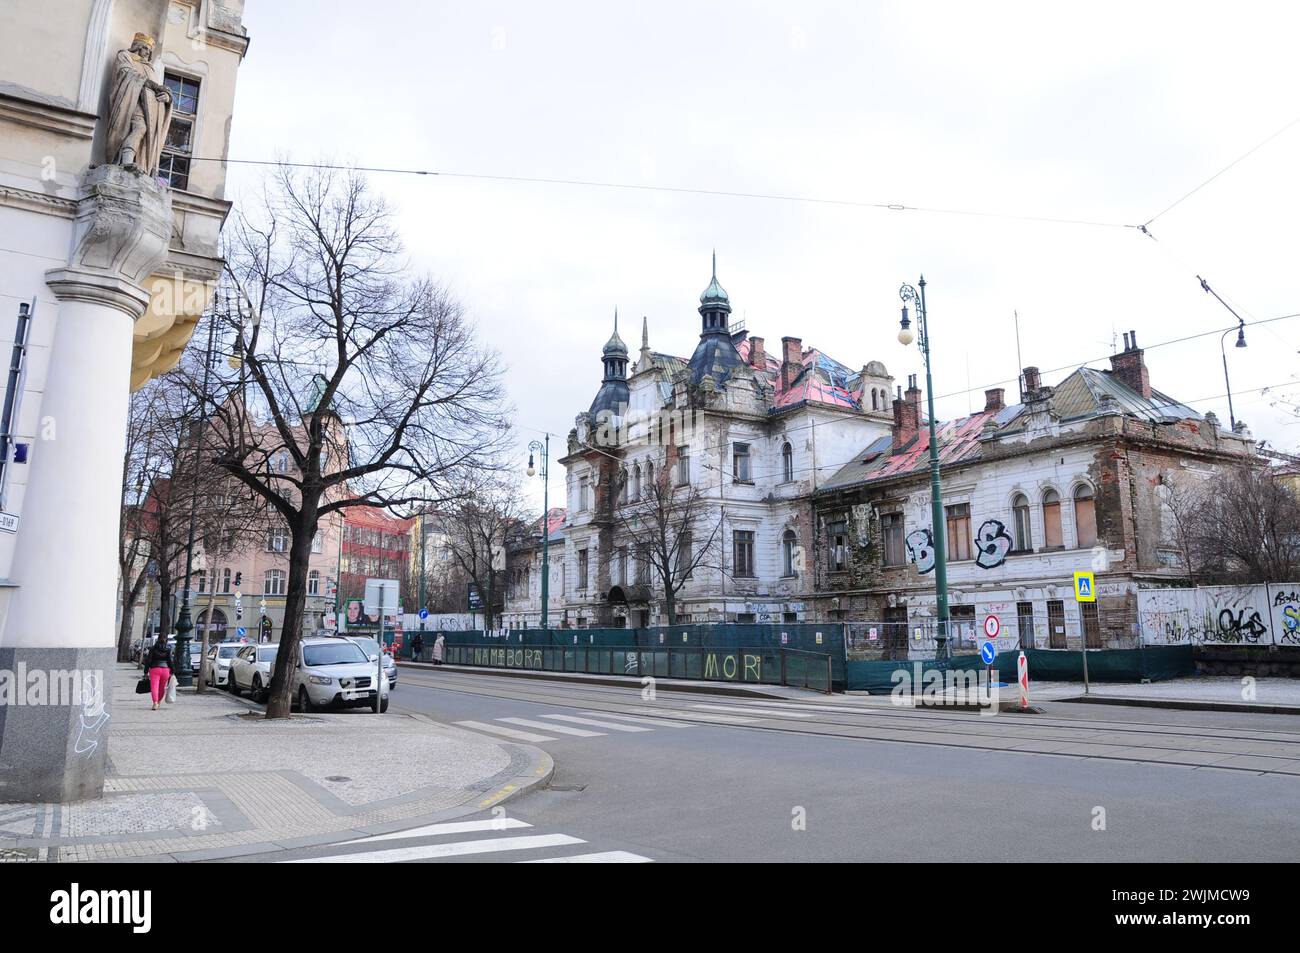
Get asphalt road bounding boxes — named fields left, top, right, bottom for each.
left=245, top=665, right=1300, bottom=863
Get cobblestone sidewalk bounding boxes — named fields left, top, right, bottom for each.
left=0, top=664, right=552, bottom=862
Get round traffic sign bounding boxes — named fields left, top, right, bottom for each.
left=418, top=607, right=430, bottom=620
left=979, top=640, right=998, bottom=664
left=983, top=614, right=1001, bottom=639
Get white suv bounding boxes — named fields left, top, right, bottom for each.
left=227, top=643, right=280, bottom=702
left=292, top=637, right=390, bottom=713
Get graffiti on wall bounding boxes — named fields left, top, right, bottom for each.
left=974, top=519, right=1013, bottom=570
left=1138, top=584, right=1300, bottom=646
left=905, top=529, right=935, bottom=574
left=1275, top=589, right=1300, bottom=645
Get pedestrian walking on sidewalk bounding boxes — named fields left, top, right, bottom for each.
left=411, top=632, right=424, bottom=661
left=432, top=633, right=445, bottom=666
left=144, top=637, right=173, bottom=710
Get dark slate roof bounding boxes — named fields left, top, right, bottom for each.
left=819, top=363, right=1218, bottom=494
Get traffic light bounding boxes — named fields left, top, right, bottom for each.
left=233, top=572, right=242, bottom=587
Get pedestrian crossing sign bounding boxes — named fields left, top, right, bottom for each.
left=1073, top=571, right=1096, bottom=603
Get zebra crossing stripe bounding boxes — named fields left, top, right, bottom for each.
left=541, top=714, right=652, bottom=732
left=340, top=818, right=531, bottom=845
left=521, top=850, right=653, bottom=863
left=455, top=720, right=554, bottom=743
left=280, top=833, right=584, bottom=863
left=498, top=717, right=605, bottom=737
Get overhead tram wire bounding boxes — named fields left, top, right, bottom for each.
left=189, top=155, right=1139, bottom=231
left=1141, top=114, right=1300, bottom=230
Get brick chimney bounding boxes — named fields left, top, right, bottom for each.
left=781, top=336, right=802, bottom=389
left=1022, top=366, right=1041, bottom=399
left=892, top=375, right=920, bottom=450
left=749, top=335, right=766, bottom=370
left=984, top=387, right=1005, bottom=412
left=1109, top=329, right=1151, bottom=399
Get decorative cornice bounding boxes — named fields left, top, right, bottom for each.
left=0, top=186, right=78, bottom=219
left=0, top=92, right=97, bottom=141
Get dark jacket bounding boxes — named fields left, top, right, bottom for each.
left=145, top=641, right=172, bottom=670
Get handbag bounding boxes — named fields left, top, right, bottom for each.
left=135, top=675, right=150, bottom=695
left=165, top=674, right=178, bottom=704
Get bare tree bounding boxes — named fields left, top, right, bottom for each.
left=613, top=450, right=721, bottom=625
left=205, top=166, right=507, bottom=718
left=443, top=478, right=528, bottom=631
left=117, top=367, right=270, bottom=664
left=1167, top=465, right=1300, bottom=583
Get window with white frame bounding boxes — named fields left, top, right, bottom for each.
left=264, top=570, right=285, bottom=595
left=266, top=526, right=287, bottom=552
left=308, top=570, right=320, bottom=595
left=733, top=443, right=752, bottom=483
left=781, top=442, right=794, bottom=483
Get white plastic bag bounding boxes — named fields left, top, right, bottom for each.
left=165, top=674, right=178, bottom=704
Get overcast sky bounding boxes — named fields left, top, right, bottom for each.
left=225, top=1, right=1300, bottom=509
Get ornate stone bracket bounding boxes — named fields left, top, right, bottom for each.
left=43, top=164, right=173, bottom=318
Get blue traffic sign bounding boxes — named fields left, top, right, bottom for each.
left=418, top=607, right=429, bottom=620
left=236, top=626, right=247, bottom=639
left=979, top=641, right=998, bottom=664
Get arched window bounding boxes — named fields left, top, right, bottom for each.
left=782, top=529, right=798, bottom=576
left=871, top=390, right=879, bottom=411
left=782, top=441, right=794, bottom=483
left=308, top=569, right=320, bottom=595
left=1074, top=484, right=1097, bottom=547
left=644, top=460, right=654, bottom=497
left=1042, top=489, right=1063, bottom=549
left=618, top=466, right=628, bottom=504
left=264, top=569, right=285, bottom=595
left=1011, top=494, right=1031, bottom=551
left=632, top=464, right=641, bottom=501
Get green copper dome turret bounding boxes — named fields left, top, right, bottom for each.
left=698, top=250, right=731, bottom=310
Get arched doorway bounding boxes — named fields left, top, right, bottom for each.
left=197, top=608, right=228, bottom=640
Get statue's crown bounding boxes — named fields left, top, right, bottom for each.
left=132, top=32, right=156, bottom=49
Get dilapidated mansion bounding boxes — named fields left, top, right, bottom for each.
left=510, top=260, right=1260, bottom=647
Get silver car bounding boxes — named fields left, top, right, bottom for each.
left=343, top=636, right=397, bottom=689
left=204, top=641, right=246, bottom=687
left=227, top=643, right=280, bottom=702
left=292, top=637, right=390, bottom=713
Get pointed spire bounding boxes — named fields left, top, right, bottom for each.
left=641, top=315, right=649, bottom=349
left=712, top=249, right=717, bottom=280
left=614, top=307, right=618, bottom=334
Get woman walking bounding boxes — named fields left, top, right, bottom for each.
left=432, top=633, right=445, bottom=666
left=144, top=637, right=172, bottom=710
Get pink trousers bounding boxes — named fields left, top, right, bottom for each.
left=149, top=666, right=170, bottom=704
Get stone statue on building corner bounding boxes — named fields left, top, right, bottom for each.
left=104, top=32, right=173, bottom=176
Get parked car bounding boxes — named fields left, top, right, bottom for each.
left=342, top=636, right=397, bottom=689
left=204, top=641, right=246, bottom=687
left=227, top=643, right=280, bottom=703
left=292, top=637, right=390, bottom=713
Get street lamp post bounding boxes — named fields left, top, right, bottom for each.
left=527, top=435, right=550, bottom=629
left=173, top=310, right=219, bottom=686
left=1198, top=276, right=1248, bottom=432
left=898, top=277, right=952, bottom=658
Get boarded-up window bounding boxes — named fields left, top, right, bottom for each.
left=882, top=513, right=906, bottom=566
left=1047, top=599, right=1066, bottom=649
left=1074, top=485, right=1097, bottom=547
left=1043, top=489, right=1063, bottom=548
left=945, top=503, right=972, bottom=561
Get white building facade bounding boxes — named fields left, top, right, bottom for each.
left=555, top=259, right=895, bottom=628
left=0, top=0, right=249, bottom=801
